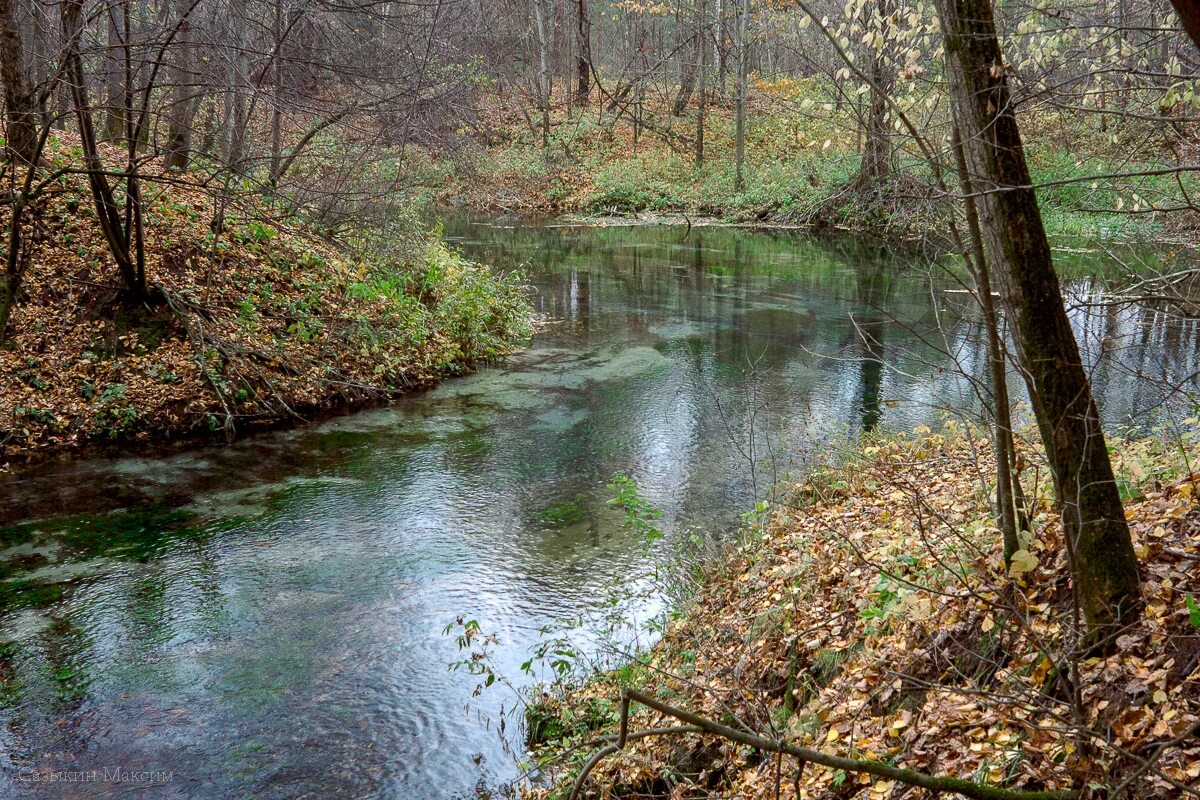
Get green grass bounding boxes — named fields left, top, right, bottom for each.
left=434, top=84, right=1197, bottom=248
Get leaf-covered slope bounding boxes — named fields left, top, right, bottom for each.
left=1, top=140, right=531, bottom=461
left=531, top=425, right=1200, bottom=799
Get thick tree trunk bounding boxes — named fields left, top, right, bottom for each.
left=0, top=195, right=27, bottom=342
left=936, top=0, right=1140, bottom=641
left=857, top=0, right=894, bottom=191
left=1169, top=0, right=1200, bottom=52
left=673, top=2, right=702, bottom=116
left=0, top=0, right=37, bottom=164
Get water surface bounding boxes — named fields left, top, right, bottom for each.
left=0, top=220, right=1196, bottom=798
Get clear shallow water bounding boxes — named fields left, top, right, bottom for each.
left=0, top=220, right=1197, bottom=799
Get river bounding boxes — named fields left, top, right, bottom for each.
left=0, top=218, right=1196, bottom=798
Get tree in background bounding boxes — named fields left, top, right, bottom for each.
left=0, top=0, right=37, bottom=165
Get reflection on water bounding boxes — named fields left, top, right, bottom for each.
left=0, top=220, right=1197, bottom=798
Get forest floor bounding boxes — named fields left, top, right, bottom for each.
left=523, top=422, right=1200, bottom=800
left=0, top=137, right=532, bottom=467
left=431, top=86, right=1200, bottom=248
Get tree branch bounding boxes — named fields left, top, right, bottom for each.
left=568, top=688, right=1080, bottom=800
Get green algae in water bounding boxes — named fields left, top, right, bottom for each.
left=54, top=506, right=199, bottom=560
left=449, top=429, right=491, bottom=456
left=0, top=579, right=67, bottom=613
left=534, top=498, right=588, bottom=528
left=0, top=507, right=212, bottom=615
left=0, top=521, right=38, bottom=550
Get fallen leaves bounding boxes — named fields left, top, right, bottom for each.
left=529, top=423, right=1200, bottom=800
left=0, top=134, right=530, bottom=466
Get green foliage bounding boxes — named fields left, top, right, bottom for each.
left=92, top=383, right=139, bottom=438
left=859, top=573, right=902, bottom=622
left=607, top=472, right=663, bottom=549
left=344, top=237, right=531, bottom=376
left=525, top=696, right=614, bottom=747
left=13, top=406, right=57, bottom=425
left=443, top=617, right=501, bottom=697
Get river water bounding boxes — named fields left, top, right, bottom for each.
left=0, top=219, right=1196, bottom=798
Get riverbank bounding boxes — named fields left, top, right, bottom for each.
left=0, top=148, right=532, bottom=466
left=525, top=423, right=1200, bottom=799
left=430, top=90, right=1199, bottom=247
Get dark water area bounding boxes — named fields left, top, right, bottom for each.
left=0, top=219, right=1197, bottom=798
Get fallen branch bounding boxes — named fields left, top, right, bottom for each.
left=568, top=688, right=1080, bottom=800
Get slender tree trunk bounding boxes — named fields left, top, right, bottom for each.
left=694, top=0, right=707, bottom=167
left=532, top=0, right=551, bottom=150
left=62, top=0, right=144, bottom=298
left=102, top=1, right=126, bottom=143
left=0, top=194, right=28, bottom=342
left=0, top=0, right=37, bottom=164
left=226, top=63, right=248, bottom=174
left=268, top=0, right=285, bottom=186
left=716, top=0, right=728, bottom=95
left=29, top=0, right=50, bottom=127
left=164, top=10, right=196, bottom=171
left=575, top=0, right=590, bottom=107
left=953, top=125, right=1019, bottom=564
left=733, top=0, right=748, bottom=191
left=936, top=0, right=1140, bottom=641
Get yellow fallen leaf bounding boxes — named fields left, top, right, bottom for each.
left=1009, top=549, right=1038, bottom=575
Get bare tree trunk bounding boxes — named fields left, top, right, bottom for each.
left=716, top=0, right=728, bottom=95
left=952, top=125, right=1020, bottom=565
left=226, top=62, right=248, bottom=174
left=1169, top=0, right=1200, bottom=52
left=936, top=0, right=1140, bottom=642
left=102, top=1, right=126, bottom=143
left=268, top=0, right=285, bottom=186
left=164, top=8, right=197, bottom=170
left=857, top=0, right=894, bottom=191
left=0, top=0, right=37, bottom=164
left=0, top=191, right=30, bottom=341
left=575, top=0, right=590, bottom=107
left=532, top=0, right=551, bottom=150
left=62, top=0, right=145, bottom=299
left=672, top=1, right=701, bottom=116
left=733, top=0, right=748, bottom=191
left=694, top=0, right=707, bottom=167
